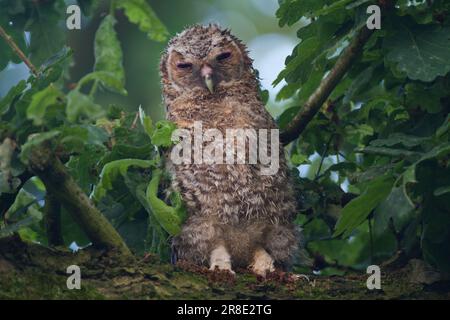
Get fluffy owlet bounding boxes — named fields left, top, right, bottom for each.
left=160, top=25, right=299, bottom=276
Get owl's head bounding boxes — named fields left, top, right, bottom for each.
left=160, top=24, right=254, bottom=98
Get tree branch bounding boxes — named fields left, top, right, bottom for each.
left=280, top=26, right=374, bottom=145
left=43, top=192, right=64, bottom=246
left=28, top=143, right=132, bottom=257
left=0, top=25, right=38, bottom=76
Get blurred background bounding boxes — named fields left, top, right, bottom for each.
left=0, top=0, right=299, bottom=121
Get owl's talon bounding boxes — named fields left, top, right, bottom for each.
left=209, top=264, right=236, bottom=275
left=250, top=248, right=275, bottom=278
left=209, top=245, right=235, bottom=275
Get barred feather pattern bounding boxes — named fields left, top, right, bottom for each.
left=160, top=25, right=300, bottom=268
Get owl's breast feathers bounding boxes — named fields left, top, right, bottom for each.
left=167, top=82, right=275, bottom=130
left=170, top=162, right=296, bottom=225
left=165, top=83, right=296, bottom=225
left=161, top=25, right=300, bottom=269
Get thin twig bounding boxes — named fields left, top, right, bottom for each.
left=314, top=134, right=334, bottom=181
left=130, top=111, right=140, bottom=129
left=0, top=25, right=38, bottom=76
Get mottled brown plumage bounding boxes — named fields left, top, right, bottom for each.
left=160, top=24, right=299, bottom=276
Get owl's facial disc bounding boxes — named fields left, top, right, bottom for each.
left=167, top=40, right=244, bottom=95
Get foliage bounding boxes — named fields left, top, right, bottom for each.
left=116, top=0, right=169, bottom=42
left=0, top=0, right=181, bottom=258
left=276, top=0, right=450, bottom=273
left=0, top=0, right=449, bottom=276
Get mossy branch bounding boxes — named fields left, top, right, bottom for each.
left=280, top=25, right=374, bottom=145
left=27, top=143, right=132, bottom=257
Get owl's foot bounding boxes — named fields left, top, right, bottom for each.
left=209, top=245, right=235, bottom=275
left=250, top=248, right=275, bottom=277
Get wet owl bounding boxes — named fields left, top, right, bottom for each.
left=160, top=24, right=299, bottom=276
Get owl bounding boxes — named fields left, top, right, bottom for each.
left=160, top=24, right=299, bottom=276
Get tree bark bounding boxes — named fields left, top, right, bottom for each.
left=27, top=143, right=132, bottom=258
left=43, top=192, right=64, bottom=246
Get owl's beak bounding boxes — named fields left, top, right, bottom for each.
left=204, top=75, right=214, bottom=94
left=201, top=64, right=214, bottom=94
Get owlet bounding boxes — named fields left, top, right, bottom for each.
left=160, top=24, right=299, bottom=276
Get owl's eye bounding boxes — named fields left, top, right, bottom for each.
left=216, top=52, right=231, bottom=61
left=177, top=62, right=193, bottom=69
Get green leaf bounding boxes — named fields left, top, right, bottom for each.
left=39, top=46, right=73, bottom=73
left=92, top=158, right=156, bottom=201
left=400, top=143, right=450, bottom=188
left=67, top=144, right=106, bottom=192
left=59, top=125, right=108, bottom=153
left=0, top=80, right=27, bottom=115
left=0, top=20, right=27, bottom=69
left=26, top=84, right=64, bottom=125
left=77, top=0, right=102, bottom=15
left=99, top=143, right=154, bottom=166
left=334, top=175, right=394, bottom=238
left=19, top=131, right=60, bottom=165
left=259, top=89, right=269, bottom=105
left=276, top=0, right=335, bottom=26
left=384, top=21, right=450, bottom=82
left=416, top=143, right=450, bottom=163
left=0, top=216, right=35, bottom=238
left=27, top=0, right=65, bottom=66
left=314, top=0, right=354, bottom=17
left=346, top=124, right=374, bottom=146
left=138, top=105, right=153, bottom=138
left=434, top=186, right=450, bottom=197
left=345, top=0, right=372, bottom=10
left=4, top=188, right=42, bottom=222
left=277, top=106, right=300, bottom=130
left=347, top=124, right=374, bottom=138
left=273, top=37, right=320, bottom=86
left=117, top=0, right=169, bottom=42
left=97, top=170, right=148, bottom=249
left=94, top=15, right=125, bottom=88
left=144, top=168, right=186, bottom=236
left=405, top=82, right=446, bottom=114
left=66, top=90, right=105, bottom=123
left=436, top=114, right=450, bottom=138
left=77, top=71, right=127, bottom=96
left=150, top=120, right=177, bottom=147
left=291, top=153, right=310, bottom=166
left=370, top=133, right=430, bottom=149
left=302, top=218, right=331, bottom=241
left=373, top=186, right=415, bottom=234
left=358, top=146, right=420, bottom=158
